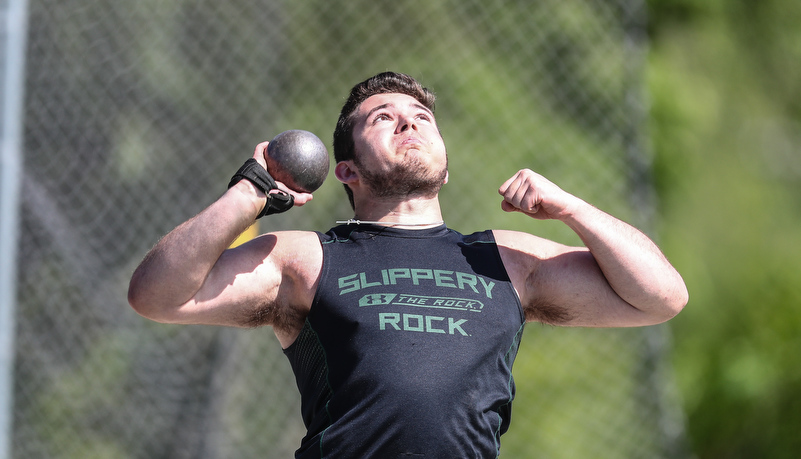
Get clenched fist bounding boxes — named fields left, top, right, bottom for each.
left=498, top=169, right=580, bottom=221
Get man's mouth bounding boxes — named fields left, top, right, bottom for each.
left=400, top=136, right=424, bottom=147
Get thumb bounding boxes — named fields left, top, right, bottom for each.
left=252, top=141, right=270, bottom=168
left=501, top=199, right=539, bottom=215
left=500, top=200, right=516, bottom=213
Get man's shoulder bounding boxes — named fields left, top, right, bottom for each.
left=490, top=229, right=574, bottom=283
left=491, top=229, right=564, bottom=252
left=249, top=230, right=323, bottom=267
left=269, top=229, right=323, bottom=242
left=246, top=229, right=320, bottom=246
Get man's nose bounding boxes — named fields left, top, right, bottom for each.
left=397, top=115, right=417, bottom=133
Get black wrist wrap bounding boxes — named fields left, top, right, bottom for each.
left=228, top=158, right=294, bottom=218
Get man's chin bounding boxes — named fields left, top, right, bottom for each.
left=357, top=154, right=448, bottom=199
left=363, top=172, right=447, bottom=200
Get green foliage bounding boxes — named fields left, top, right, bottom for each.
left=647, top=0, right=801, bottom=456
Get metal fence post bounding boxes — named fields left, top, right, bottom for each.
left=0, top=1, right=29, bottom=457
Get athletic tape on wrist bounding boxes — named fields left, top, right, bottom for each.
left=228, top=158, right=294, bottom=218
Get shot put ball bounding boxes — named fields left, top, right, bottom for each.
left=264, top=129, right=330, bottom=193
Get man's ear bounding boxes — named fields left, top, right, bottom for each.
left=334, top=161, right=358, bottom=185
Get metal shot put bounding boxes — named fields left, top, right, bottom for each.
left=265, top=130, right=329, bottom=193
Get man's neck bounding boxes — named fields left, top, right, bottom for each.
left=350, top=195, right=445, bottom=228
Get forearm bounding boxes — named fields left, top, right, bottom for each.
left=562, top=200, right=688, bottom=319
left=128, top=182, right=264, bottom=319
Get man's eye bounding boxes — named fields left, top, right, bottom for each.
left=374, top=114, right=391, bottom=122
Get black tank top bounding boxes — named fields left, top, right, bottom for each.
left=283, top=224, right=525, bottom=458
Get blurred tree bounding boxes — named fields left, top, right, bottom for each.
left=647, top=0, right=801, bottom=457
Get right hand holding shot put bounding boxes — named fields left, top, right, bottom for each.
left=264, top=130, right=330, bottom=193
left=241, top=130, right=330, bottom=210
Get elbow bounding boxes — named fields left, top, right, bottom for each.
left=673, top=282, right=690, bottom=316
left=127, top=281, right=155, bottom=321
left=677, top=281, right=690, bottom=309
left=127, top=278, right=171, bottom=323
left=672, top=274, right=690, bottom=312
left=127, top=268, right=149, bottom=316
left=659, top=280, right=689, bottom=322
left=637, top=279, right=688, bottom=326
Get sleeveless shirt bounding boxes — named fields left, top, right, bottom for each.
left=283, top=224, right=525, bottom=458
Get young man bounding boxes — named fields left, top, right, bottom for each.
left=128, top=72, right=688, bottom=458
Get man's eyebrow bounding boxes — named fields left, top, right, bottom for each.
left=365, top=103, right=392, bottom=120
left=364, top=102, right=434, bottom=120
left=412, top=103, right=434, bottom=117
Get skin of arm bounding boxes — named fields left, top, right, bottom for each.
left=494, top=169, right=688, bottom=327
left=127, top=143, right=321, bottom=348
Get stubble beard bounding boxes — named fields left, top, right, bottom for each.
left=356, top=153, right=448, bottom=200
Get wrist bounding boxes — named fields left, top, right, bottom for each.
left=228, top=180, right=268, bottom=218
left=228, top=158, right=294, bottom=218
left=555, top=195, right=593, bottom=226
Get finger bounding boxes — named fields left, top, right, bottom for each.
left=289, top=191, right=313, bottom=206
left=252, top=142, right=270, bottom=167
left=520, top=183, right=543, bottom=214
left=504, top=177, right=543, bottom=214
left=498, top=170, right=523, bottom=195
left=501, top=172, right=528, bottom=202
left=500, top=180, right=525, bottom=210
left=271, top=181, right=314, bottom=206
left=509, top=175, right=535, bottom=208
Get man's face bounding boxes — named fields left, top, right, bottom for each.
left=350, top=93, right=448, bottom=199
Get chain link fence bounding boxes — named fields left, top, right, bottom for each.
left=11, top=0, right=689, bottom=457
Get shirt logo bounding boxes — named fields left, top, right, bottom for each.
left=338, top=268, right=496, bottom=298
left=378, top=313, right=468, bottom=336
left=338, top=268, right=494, bottom=338
left=359, top=293, right=484, bottom=313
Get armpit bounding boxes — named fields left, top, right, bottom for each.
left=524, top=297, right=573, bottom=325
left=243, top=302, right=275, bottom=328
left=243, top=297, right=306, bottom=337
